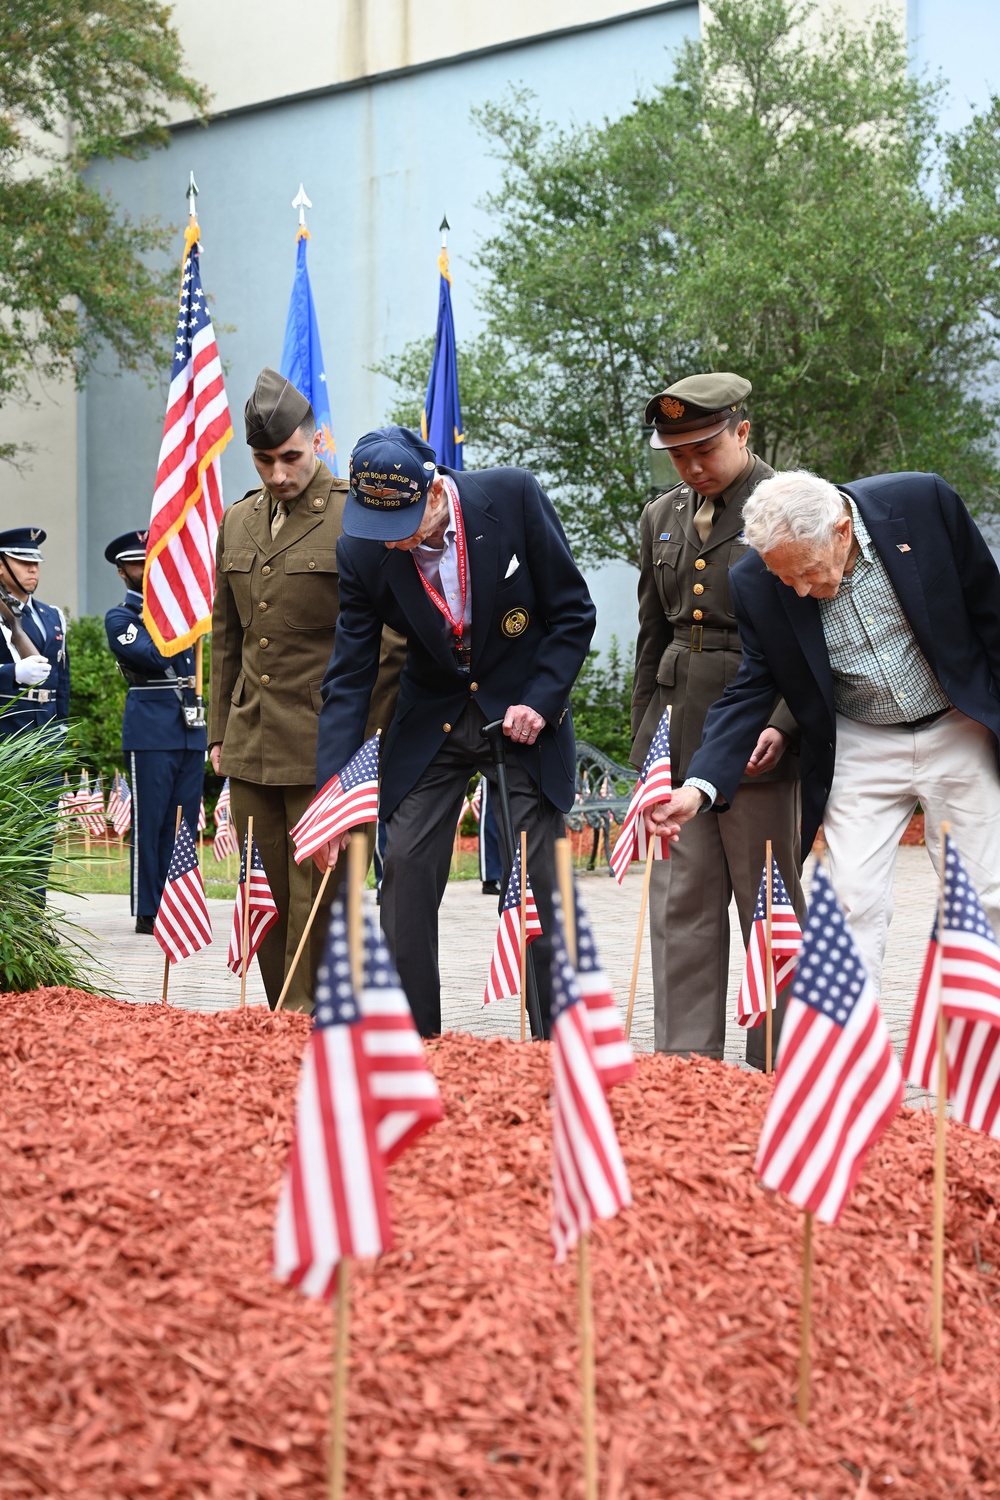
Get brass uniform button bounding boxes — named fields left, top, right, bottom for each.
left=259, top=601, right=268, bottom=612
left=692, top=609, right=704, bottom=621
left=313, top=496, right=324, bottom=508
left=693, top=583, right=705, bottom=595
left=694, top=558, right=707, bottom=571
left=262, top=564, right=271, bottom=576
left=308, top=560, right=316, bottom=569
left=470, top=681, right=478, bottom=692
left=443, top=722, right=452, bottom=732
left=260, top=637, right=269, bottom=647
left=261, top=674, right=271, bottom=685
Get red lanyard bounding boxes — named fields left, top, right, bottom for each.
left=413, top=484, right=468, bottom=649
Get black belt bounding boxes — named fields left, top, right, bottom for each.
left=887, top=707, right=950, bottom=731
left=681, top=625, right=741, bottom=653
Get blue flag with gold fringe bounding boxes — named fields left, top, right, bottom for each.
left=421, top=243, right=464, bottom=470
left=280, top=232, right=337, bottom=474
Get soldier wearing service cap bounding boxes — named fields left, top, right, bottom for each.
left=632, top=373, right=804, bottom=1065
left=209, top=369, right=402, bottom=1012
left=0, top=527, right=70, bottom=743
left=104, top=530, right=205, bottom=933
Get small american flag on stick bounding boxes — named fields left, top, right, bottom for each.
left=610, top=709, right=671, bottom=883
left=227, top=832, right=279, bottom=975
left=290, top=733, right=380, bottom=864
left=905, top=834, right=1000, bottom=1135
left=755, top=865, right=902, bottom=1224
left=736, top=859, right=802, bottom=1028
left=106, top=771, right=132, bottom=836
left=154, top=819, right=213, bottom=963
left=572, top=891, right=634, bottom=1088
left=483, top=844, right=542, bottom=1005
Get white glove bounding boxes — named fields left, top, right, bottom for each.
left=14, top=655, right=51, bottom=686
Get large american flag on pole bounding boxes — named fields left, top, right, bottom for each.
left=144, top=227, right=232, bottom=655
left=273, top=901, right=442, bottom=1297
left=483, top=844, right=542, bottom=1005
left=154, top=819, right=213, bottom=963
left=755, top=865, right=902, bottom=1225
left=736, top=859, right=803, bottom=1028
left=550, top=902, right=633, bottom=1263
left=290, top=733, right=380, bottom=864
left=227, top=832, right=279, bottom=975
left=905, top=833, right=1000, bottom=1136
left=610, top=709, right=671, bottom=883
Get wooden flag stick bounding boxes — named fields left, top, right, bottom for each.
left=798, top=1209, right=814, bottom=1425
left=160, top=805, right=184, bottom=1004
left=625, top=849, right=655, bottom=1040
left=773, top=840, right=779, bottom=1074
left=329, top=1256, right=352, bottom=1500
left=275, top=865, right=333, bottom=1012
left=239, top=815, right=254, bottom=1009
left=519, top=828, right=528, bottom=1044
left=554, top=837, right=598, bottom=1500
left=932, top=819, right=950, bottom=1365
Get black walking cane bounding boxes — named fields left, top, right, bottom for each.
left=481, top=719, right=545, bottom=1041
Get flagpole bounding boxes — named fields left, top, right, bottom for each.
left=555, top=837, right=597, bottom=1500
left=239, top=815, right=254, bottom=1009
left=160, top=805, right=184, bottom=1004
left=798, top=1209, right=814, bottom=1424
left=932, top=819, right=950, bottom=1365
left=625, top=849, right=655, bottom=1040
left=275, top=865, right=333, bottom=1012
left=519, top=829, right=528, bottom=1043
left=773, top=840, right=779, bottom=1074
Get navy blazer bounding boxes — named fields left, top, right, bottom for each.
left=317, top=466, right=596, bottom=816
left=0, top=596, right=70, bottom=735
left=687, top=472, right=1000, bottom=851
left=105, top=591, right=205, bottom=754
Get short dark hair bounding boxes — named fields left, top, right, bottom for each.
left=297, top=409, right=316, bottom=442
left=727, top=406, right=749, bottom=432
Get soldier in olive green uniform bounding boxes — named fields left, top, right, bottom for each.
left=210, top=369, right=401, bottom=1011
left=631, top=373, right=804, bottom=1065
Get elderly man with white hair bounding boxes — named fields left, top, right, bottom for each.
left=650, top=467, right=1000, bottom=986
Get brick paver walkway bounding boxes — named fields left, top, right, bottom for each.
left=52, top=845, right=939, bottom=1100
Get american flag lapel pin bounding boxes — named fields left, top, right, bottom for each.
left=897, top=543, right=911, bottom=552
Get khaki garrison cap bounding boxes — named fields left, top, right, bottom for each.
left=244, top=366, right=313, bottom=449
left=644, top=372, right=751, bottom=450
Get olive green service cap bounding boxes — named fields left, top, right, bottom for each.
left=644, top=372, right=752, bottom=450
left=244, top=366, right=313, bottom=449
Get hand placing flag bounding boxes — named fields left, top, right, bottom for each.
left=227, top=831, right=279, bottom=976
left=905, top=833, right=1000, bottom=1136
left=290, top=733, right=380, bottom=866
left=483, top=844, right=543, bottom=1005
left=154, top=819, right=213, bottom=963
left=736, top=859, right=802, bottom=1028
left=610, top=709, right=672, bottom=883
left=756, top=865, right=902, bottom=1225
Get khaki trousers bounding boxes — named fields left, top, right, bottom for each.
left=824, top=710, right=1000, bottom=989
left=649, top=780, right=803, bottom=1062
left=229, top=780, right=342, bottom=1013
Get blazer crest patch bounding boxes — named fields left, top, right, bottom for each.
left=501, top=607, right=529, bottom=639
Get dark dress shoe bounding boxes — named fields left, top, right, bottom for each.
left=135, top=914, right=156, bottom=935
left=481, top=879, right=502, bottom=896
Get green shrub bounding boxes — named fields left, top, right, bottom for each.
left=64, top=614, right=128, bottom=788
left=570, top=638, right=633, bottom=766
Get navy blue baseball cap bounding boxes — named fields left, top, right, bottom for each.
left=0, top=527, right=46, bottom=561
left=104, top=529, right=149, bottom=566
left=343, top=426, right=438, bottom=541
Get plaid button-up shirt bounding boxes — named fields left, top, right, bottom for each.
left=818, top=498, right=949, bottom=724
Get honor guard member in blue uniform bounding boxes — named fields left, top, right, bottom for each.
left=0, top=527, right=70, bottom=738
left=104, top=531, right=206, bottom=934
left=314, top=426, right=597, bottom=1038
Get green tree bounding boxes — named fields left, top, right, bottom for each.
left=64, top=614, right=128, bottom=786
left=0, top=1, right=208, bottom=457
left=569, top=638, right=634, bottom=765
left=381, top=0, right=1000, bottom=566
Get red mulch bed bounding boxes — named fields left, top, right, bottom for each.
left=2, top=989, right=998, bottom=1497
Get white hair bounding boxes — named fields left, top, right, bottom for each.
left=742, top=469, right=848, bottom=555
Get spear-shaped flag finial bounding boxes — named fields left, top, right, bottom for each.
left=439, top=213, right=450, bottom=249
left=187, top=171, right=199, bottom=221
left=293, top=183, right=313, bottom=232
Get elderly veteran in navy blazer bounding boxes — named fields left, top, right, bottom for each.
left=0, top=527, right=70, bottom=739
left=647, top=468, right=1000, bottom=988
left=105, top=530, right=206, bottom=934
left=315, top=426, right=597, bottom=1038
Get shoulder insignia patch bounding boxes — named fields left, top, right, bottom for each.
left=117, top=624, right=139, bottom=646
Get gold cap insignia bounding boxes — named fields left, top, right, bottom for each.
left=501, top=607, right=529, bottom=639
left=659, top=396, right=685, bottom=420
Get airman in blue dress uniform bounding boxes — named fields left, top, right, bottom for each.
left=0, top=527, right=70, bottom=739
left=104, top=531, right=206, bottom=934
